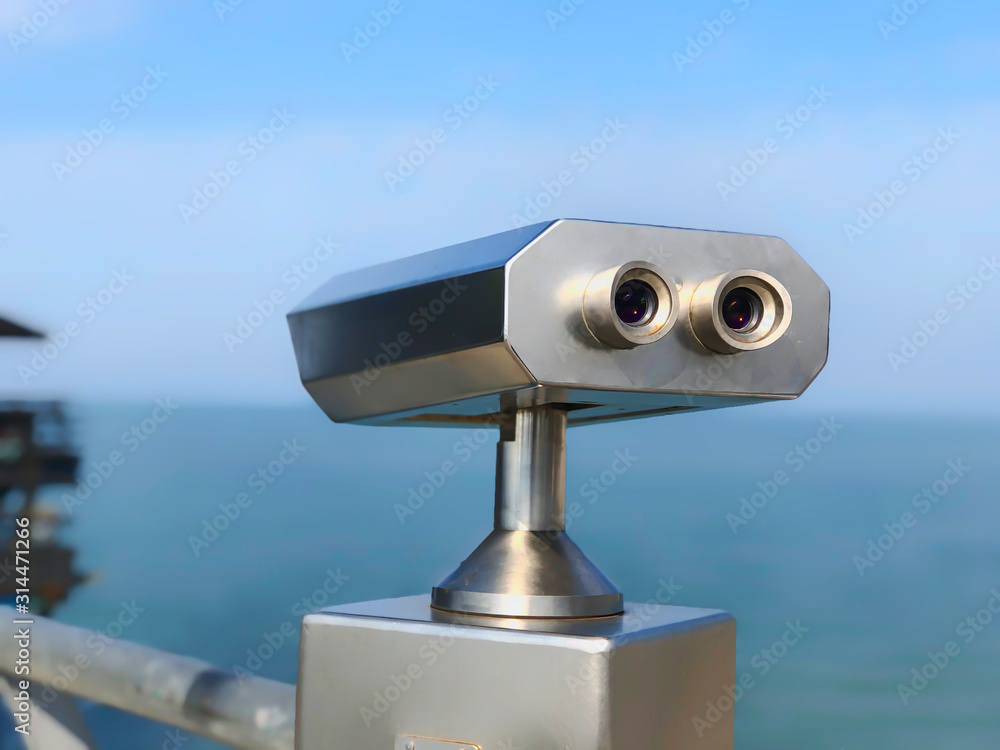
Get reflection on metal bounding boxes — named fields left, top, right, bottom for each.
left=494, top=406, right=567, bottom=532
left=288, top=218, right=828, bottom=749
left=0, top=607, right=296, bottom=750
left=432, top=405, right=623, bottom=618
left=290, top=219, right=830, bottom=620
left=0, top=219, right=829, bottom=749
left=298, top=596, right=735, bottom=750
left=582, top=260, right=679, bottom=348
left=288, top=219, right=829, bottom=427
left=689, top=268, right=793, bottom=353
left=395, top=736, right=481, bottom=750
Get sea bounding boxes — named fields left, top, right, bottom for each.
left=2, top=403, right=998, bottom=749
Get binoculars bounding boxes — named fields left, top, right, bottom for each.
left=287, top=218, right=829, bottom=750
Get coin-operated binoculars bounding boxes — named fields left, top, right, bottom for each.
left=287, top=219, right=829, bottom=750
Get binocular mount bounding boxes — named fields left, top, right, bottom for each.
left=287, top=219, right=829, bottom=748
left=432, top=404, right=623, bottom=618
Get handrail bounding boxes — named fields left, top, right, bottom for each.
left=0, top=607, right=296, bottom=750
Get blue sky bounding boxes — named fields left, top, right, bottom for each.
left=1, top=0, right=997, bottom=413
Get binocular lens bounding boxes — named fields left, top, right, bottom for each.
left=721, top=288, right=762, bottom=331
left=615, top=280, right=657, bottom=326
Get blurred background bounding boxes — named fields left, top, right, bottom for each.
left=0, top=0, right=998, bottom=747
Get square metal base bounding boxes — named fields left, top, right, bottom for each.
left=296, top=595, right=735, bottom=750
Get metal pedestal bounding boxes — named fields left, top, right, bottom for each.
left=295, top=595, right=735, bottom=750
left=431, top=405, right=623, bottom=619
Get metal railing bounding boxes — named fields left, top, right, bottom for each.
left=0, top=606, right=296, bottom=750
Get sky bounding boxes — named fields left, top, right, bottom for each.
left=0, top=0, right=997, bottom=414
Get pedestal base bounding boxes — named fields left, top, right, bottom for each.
left=296, top=595, right=735, bottom=750
left=432, top=529, right=623, bottom=618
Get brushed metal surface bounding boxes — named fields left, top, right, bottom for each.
left=581, top=261, right=680, bottom=348
left=494, top=406, right=566, bottom=532
left=287, top=219, right=830, bottom=427
left=0, top=607, right=295, bottom=750
left=433, top=405, right=624, bottom=618
left=295, top=595, right=735, bottom=750
left=431, top=529, right=623, bottom=618
left=395, top=737, right=480, bottom=750
left=505, top=220, right=827, bottom=396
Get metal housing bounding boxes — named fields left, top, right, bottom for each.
left=287, top=219, right=830, bottom=428
left=295, top=595, right=735, bottom=750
